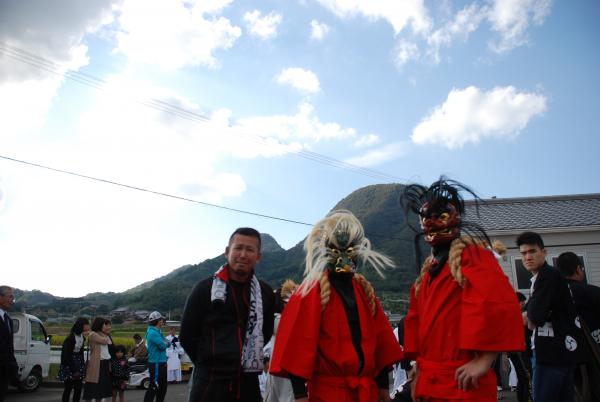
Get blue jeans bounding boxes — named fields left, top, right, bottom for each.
left=533, top=362, right=575, bottom=402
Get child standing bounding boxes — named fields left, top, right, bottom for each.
left=111, top=345, right=130, bottom=402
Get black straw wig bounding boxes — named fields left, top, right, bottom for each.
left=400, top=176, right=491, bottom=273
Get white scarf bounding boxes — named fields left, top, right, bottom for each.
left=211, top=265, right=264, bottom=372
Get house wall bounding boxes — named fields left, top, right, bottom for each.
left=490, top=229, right=600, bottom=294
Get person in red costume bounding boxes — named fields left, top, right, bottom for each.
left=270, top=210, right=403, bottom=402
left=400, top=177, right=525, bottom=402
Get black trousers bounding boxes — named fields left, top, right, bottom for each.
left=144, top=362, right=168, bottom=402
left=0, top=370, right=7, bottom=402
left=0, top=363, right=16, bottom=402
left=62, top=379, right=83, bottom=402
left=507, top=352, right=533, bottom=402
left=189, top=365, right=261, bottom=402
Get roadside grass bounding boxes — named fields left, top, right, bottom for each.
left=48, top=324, right=158, bottom=353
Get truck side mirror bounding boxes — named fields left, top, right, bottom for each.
left=45, top=335, right=52, bottom=344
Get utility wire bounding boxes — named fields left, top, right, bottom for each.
left=0, top=43, right=404, bottom=183
left=0, top=154, right=312, bottom=226
left=0, top=154, right=412, bottom=242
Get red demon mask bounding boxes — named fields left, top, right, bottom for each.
left=419, top=202, right=461, bottom=246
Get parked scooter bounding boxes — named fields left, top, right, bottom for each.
left=127, top=357, right=150, bottom=389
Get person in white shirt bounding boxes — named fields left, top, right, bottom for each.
left=165, top=327, right=183, bottom=383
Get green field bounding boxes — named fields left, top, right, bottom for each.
left=47, top=324, right=164, bottom=353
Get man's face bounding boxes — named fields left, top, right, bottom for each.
left=225, top=234, right=261, bottom=281
left=0, top=288, right=14, bottom=310
left=519, top=243, right=547, bottom=273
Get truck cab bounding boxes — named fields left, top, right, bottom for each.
left=11, top=313, right=51, bottom=392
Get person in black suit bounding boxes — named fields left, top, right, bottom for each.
left=556, top=251, right=600, bottom=401
left=0, top=285, right=18, bottom=402
left=518, top=232, right=587, bottom=402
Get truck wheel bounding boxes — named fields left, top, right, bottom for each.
left=141, top=378, right=150, bottom=390
left=18, top=369, right=42, bottom=392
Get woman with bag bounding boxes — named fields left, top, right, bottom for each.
left=83, top=317, right=113, bottom=402
left=58, top=317, right=90, bottom=402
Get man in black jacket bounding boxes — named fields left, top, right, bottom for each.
left=180, top=228, right=275, bottom=402
left=556, top=251, right=600, bottom=401
left=556, top=251, right=600, bottom=343
left=518, top=232, right=587, bottom=402
left=0, top=285, right=18, bottom=402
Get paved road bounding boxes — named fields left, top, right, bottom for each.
left=5, top=384, right=518, bottom=402
left=5, top=382, right=191, bottom=402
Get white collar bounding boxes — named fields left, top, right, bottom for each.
left=0, top=308, right=7, bottom=317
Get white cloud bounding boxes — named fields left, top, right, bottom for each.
left=345, top=141, right=409, bottom=167
left=0, top=0, right=118, bottom=83
left=0, top=0, right=119, bottom=138
left=487, top=0, right=552, bottom=53
left=426, top=3, right=487, bottom=64
left=115, top=0, right=241, bottom=69
left=394, top=39, right=420, bottom=67
left=411, top=86, right=547, bottom=149
left=276, top=67, right=321, bottom=94
left=316, top=0, right=432, bottom=35
left=243, top=10, right=282, bottom=40
left=354, top=134, right=380, bottom=147
left=315, top=0, right=551, bottom=67
left=232, top=102, right=356, bottom=151
left=310, top=19, right=330, bottom=40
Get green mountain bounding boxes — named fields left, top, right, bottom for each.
left=15, top=183, right=420, bottom=317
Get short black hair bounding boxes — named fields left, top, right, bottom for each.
left=91, top=317, right=111, bottom=332
left=114, top=344, right=127, bottom=355
left=516, top=231, right=545, bottom=249
left=133, top=333, right=142, bottom=340
left=71, top=317, right=90, bottom=336
left=228, top=227, right=261, bottom=250
left=556, top=252, right=580, bottom=277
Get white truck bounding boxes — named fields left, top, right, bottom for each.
left=11, top=313, right=51, bottom=392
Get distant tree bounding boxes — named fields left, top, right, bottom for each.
left=111, top=315, right=124, bottom=325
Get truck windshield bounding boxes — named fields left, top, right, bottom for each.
left=30, top=320, right=47, bottom=342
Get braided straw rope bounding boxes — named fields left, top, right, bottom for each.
left=414, top=236, right=489, bottom=296
left=354, top=274, right=377, bottom=316
left=318, top=272, right=377, bottom=316
left=319, top=273, right=331, bottom=312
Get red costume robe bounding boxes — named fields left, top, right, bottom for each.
left=404, top=245, right=525, bottom=401
left=270, top=275, right=403, bottom=402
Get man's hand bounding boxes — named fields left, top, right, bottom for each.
left=455, top=352, right=497, bottom=391
left=295, top=398, right=308, bottom=402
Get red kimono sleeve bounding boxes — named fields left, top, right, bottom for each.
left=459, top=245, right=525, bottom=352
left=402, top=284, right=420, bottom=360
left=269, top=284, right=322, bottom=380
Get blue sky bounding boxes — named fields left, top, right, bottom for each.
left=1, top=0, right=598, bottom=297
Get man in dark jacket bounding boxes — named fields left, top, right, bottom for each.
left=556, top=252, right=600, bottom=343
left=518, top=232, right=587, bottom=402
left=556, top=251, right=600, bottom=401
left=180, top=228, right=275, bottom=402
left=0, top=285, right=18, bottom=402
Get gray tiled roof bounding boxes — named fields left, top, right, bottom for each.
left=464, top=194, right=600, bottom=231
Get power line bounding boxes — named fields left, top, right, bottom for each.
left=0, top=42, right=405, bottom=183
left=0, top=154, right=313, bottom=226
left=0, top=154, right=412, bottom=242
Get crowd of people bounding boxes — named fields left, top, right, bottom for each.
left=2, top=177, right=600, bottom=402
